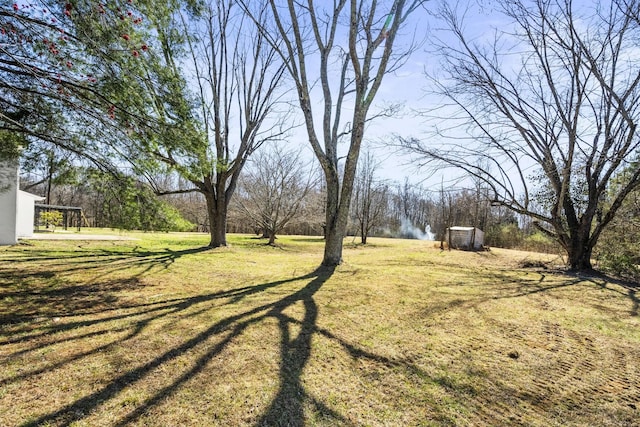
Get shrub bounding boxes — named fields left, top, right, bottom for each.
left=597, top=251, right=640, bottom=280
left=522, top=232, right=561, bottom=254
left=39, top=211, right=63, bottom=231
left=485, top=223, right=523, bottom=248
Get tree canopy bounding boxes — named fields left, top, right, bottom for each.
left=1, top=0, right=151, bottom=164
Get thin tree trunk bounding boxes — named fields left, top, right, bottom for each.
left=361, top=221, right=367, bottom=244
left=46, top=161, right=53, bottom=206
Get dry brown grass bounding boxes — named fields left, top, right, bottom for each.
left=0, top=233, right=638, bottom=426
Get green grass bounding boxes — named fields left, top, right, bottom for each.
left=1, top=233, right=639, bottom=426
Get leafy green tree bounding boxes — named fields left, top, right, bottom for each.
left=0, top=0, right=161, bottom=166
left=4, top=0, right=286, bottom=247
left=85, top=170, right=194, bottom=231
left=39, top=210, right=63, bottom=231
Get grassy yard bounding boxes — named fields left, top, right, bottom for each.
left=0, top=232, right=638, bottom=426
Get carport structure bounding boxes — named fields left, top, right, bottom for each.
left=34, top=204, right=82, bottom=232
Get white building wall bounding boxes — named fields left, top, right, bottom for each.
left=17, top=191, right=44, bottom=238
left=0, top=160, right=19, bottom=245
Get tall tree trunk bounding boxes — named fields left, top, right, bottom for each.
left=249, top=0, right=419, bottom=267
left=361, top=221, right=367, bottom=244
left=567, top=225, right=594, bottom=270
left=322, top=171, right=345, bottom=266
left=323, top=119, right=365, bottom=264
left=322, top=118, right=364, bottom=265
left=568, top=243, right=593, bottom=270
left=205, top=191, right=227, bottom=248
left=46, top=157, right=53, bottom=205
left=323, top=223, right=345, bottom=266
left=210, top=210, right=227, bottom=247
left=323, top=178, right=357, bottom=265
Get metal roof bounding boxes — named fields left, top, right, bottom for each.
left=35, top=204, right=82, bottom=211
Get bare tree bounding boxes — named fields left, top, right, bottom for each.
left=20, top=145, right=78, bottom=205
left=384, top=178, right=434, bottom=238
left=146, top=1, right=290, bottom=247
left=234, top=146, right=318, bottom=245
left=401, top=0, right=640, bottom=270
left=351, top=152, right=389, bottom=244
left=242, top=0, right=427, bottom=266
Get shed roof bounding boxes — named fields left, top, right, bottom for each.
left=35, top=203, right=82, bottom=211
left=448, top=226, right=477, bottom=231
left=19, top=190, right=45, bottom=201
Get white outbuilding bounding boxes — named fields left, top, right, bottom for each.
left=0, top=159, right=45, bottom=245
left=445, top=226, right=485, bottom=250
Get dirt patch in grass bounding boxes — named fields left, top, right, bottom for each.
left=0, top=234, right=638, bottom=426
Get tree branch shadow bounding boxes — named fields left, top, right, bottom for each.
left=0, top=246, right=213, bottom=325
left=2, top=269, right=323, bottom=386
left=455, top=266, right=640, bottom=316
left=17, top=267, right=337, bottom=427
left=255, top=266, right=348, bottom=426
left=573, top=271, right=640, bottom=317
left=16, top=245, right=635, bottom=425
left=114, top=266, right=340, bottom=427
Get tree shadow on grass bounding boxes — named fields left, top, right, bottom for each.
left=513, top=269, right=640, bottom=316
left=0, top=246, right=213, bottom=325
left=255, top=266, right=355, bottom=427
left=2, top=271, right=298, bottom=385
left=573, top=271, right=640, bottom=317
left=13, top=245, right=637, bottom=425
left=1, top=245, right=212, bottom=279
left=14, top=262, right=447, bottom=426
left=394, top=265, right=640, bottom=335
left=16, top=267, right=341, bottom=426
left=112, top=266, right=341, bottom=427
